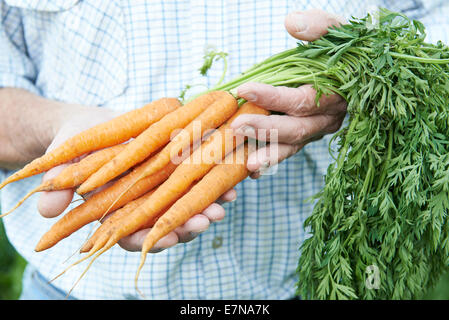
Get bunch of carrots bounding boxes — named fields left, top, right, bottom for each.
left=0, top=90, right=269, bottom=296
left=6, top=8, right=442, bottom=300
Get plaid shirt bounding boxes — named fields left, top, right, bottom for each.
left=1, top=0, right=448, bottom=299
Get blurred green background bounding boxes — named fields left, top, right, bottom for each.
left=0, top=219, right=27, bottom=300
left=0, top=212, right=448, bottom=299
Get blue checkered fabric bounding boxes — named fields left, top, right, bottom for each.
left=1, top=0, right=448, bottom=299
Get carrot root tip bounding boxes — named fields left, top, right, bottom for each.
left=0, top=186, right=43, bottom=218
left=135, top=253, right=148, bottom=299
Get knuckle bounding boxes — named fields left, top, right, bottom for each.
left=291, top=122, right=308, bottom=143
left=308, top=8, right=344, bottom=26
left=287, top=144, right=302, bottom=158
left=326, top=13, right=342, bottom=27
left=337, top=101, right=348, bottom=113
left=320, top=114, right=343, bottom=135
left=328, top=116, right=345, bottom=134
left=262, top=115, right=282, bottom=141
left=290, top=86, right=316, bottom=116
left=267, top=87, right=283, bottom=108
left=266, top=115, right=281, bottom=131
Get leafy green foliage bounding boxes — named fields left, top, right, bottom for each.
left=179, top=46, right=229, bottom=103
left=198, top=46, right=229, bottom=78
left=295, top=9, right=449, bottom=299
left=0, top=219, right=27, bottom=300
left=201, top=8, right=449, bottom=299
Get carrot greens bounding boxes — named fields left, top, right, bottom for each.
left=193, top=8, right=449, bottom=299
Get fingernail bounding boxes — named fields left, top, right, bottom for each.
left=236, top=85, right=257, bottom=102
left=227, top=194, right=237, bottom=202
left=188, top=232, right=200, bottom=238
left=289, top=12, right=308, bottom=34
left=258, top=161, right=270, bottom=175
left=251, top=161, right=270, bottom=178
left=235, top=125, right=256, bottom=137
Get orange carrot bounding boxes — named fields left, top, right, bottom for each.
left=79, top=189, right=156, bottom=253
left=134, top=144, right=250, bottom=293
left=82, top=102, right=269, bottom=258
left=54, top=183, right=197, bottom=292
left=134, top=91, right=238, bottom=180
left=80, top=182, right=197, bottom=253
left=0, top=144, right=127, bottom=218
left=51, top=102, right=268, bottom=291
left=76, top=91, right=232, bottom=195
left=50, top=144, right=128, bottom=188
left=35, top=158, right=177, bottom=252
left=0, top=97, right=181, bottom=191
left=94, top=92, right=239, bottom=216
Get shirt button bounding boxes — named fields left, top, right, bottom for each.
left=212, top=236, right=223, bottom=249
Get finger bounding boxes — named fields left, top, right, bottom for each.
left=174, top=214, right=211, bottom=243
left=118, top=228, right=179, bottom=253
left=284, top=8, right=346, bottom=41
left=38, top=133, right=88, bottom=218
left=37, top=164, right=74, bottom=218
left=232, top=112, right=345, bottom=145
left=216, top=188, right=237, bottom=204
left=201, top=203, right=226, bottom=222
left=248, top=135, right=328, bottom=179
left=247, top=143, right=303, bottom=173
left=237, top=83, right=345, bottom=117
left=38, top=163, right=118, bottom=218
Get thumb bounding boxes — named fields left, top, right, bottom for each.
left=284, top=8, right=346, bottom=42
left=38, top=164, right=75, bottom=218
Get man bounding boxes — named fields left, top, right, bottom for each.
left=0, top=0, right=447, bottom=299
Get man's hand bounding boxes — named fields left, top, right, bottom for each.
left=232, top=9, right=347, bottom=178
left=232, top=81, right=347, bottom=178
left=37, top=107, right=117, bottom=218
left=117, top=8, right=348, bottom=253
